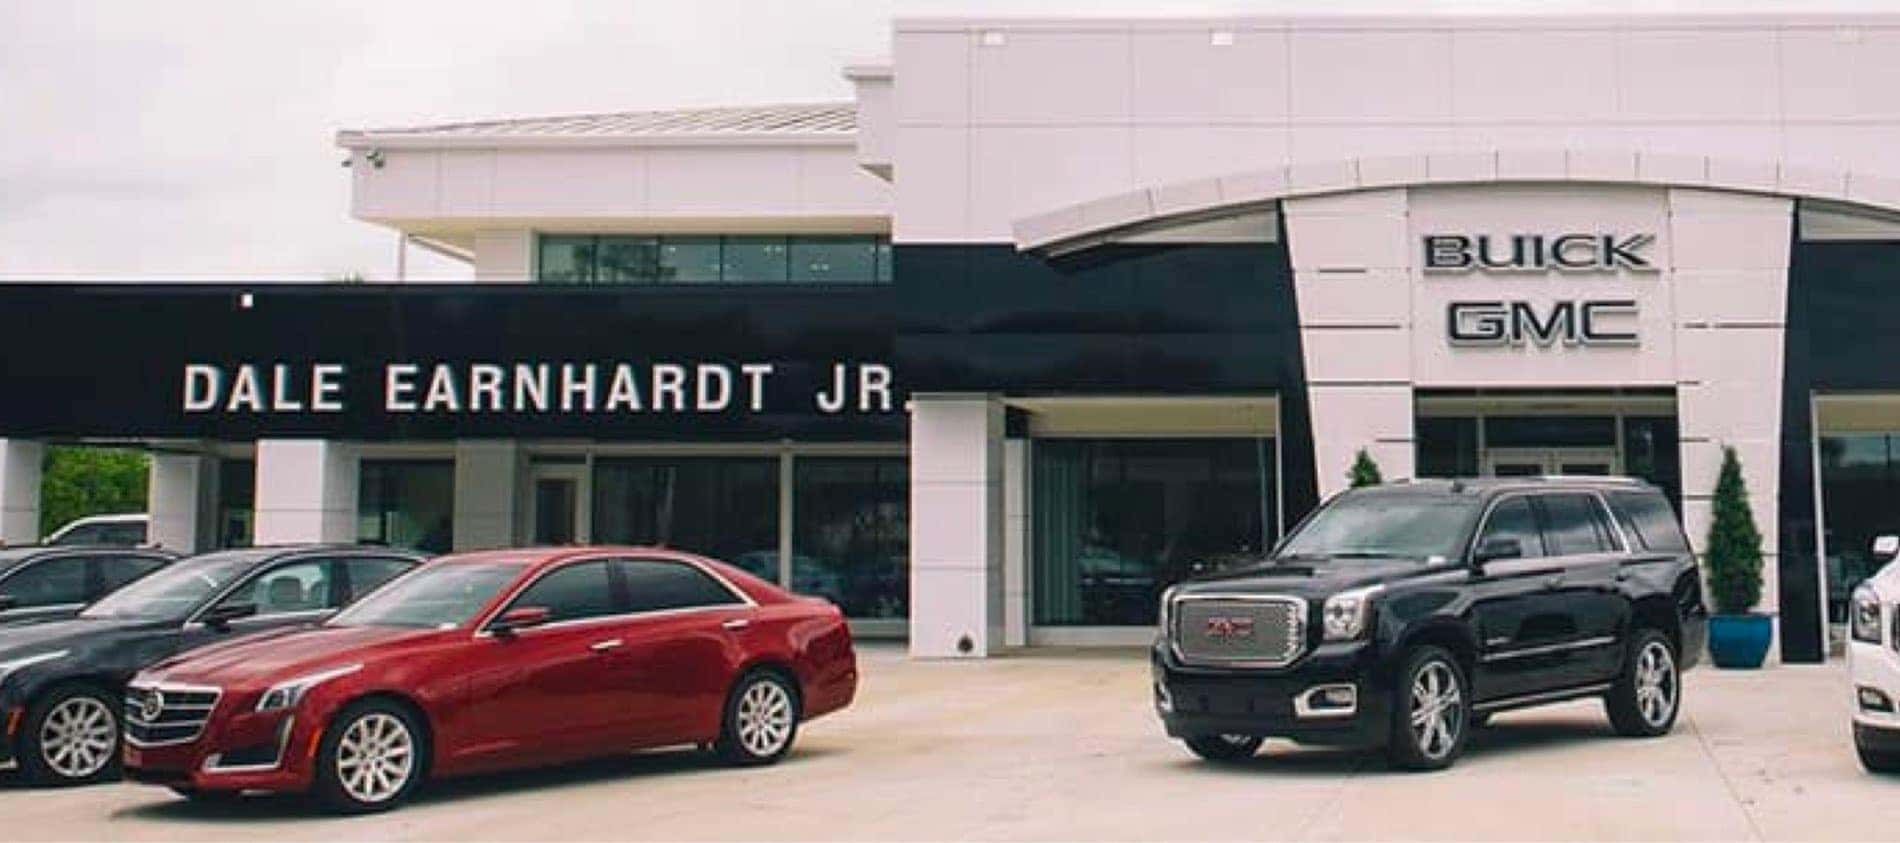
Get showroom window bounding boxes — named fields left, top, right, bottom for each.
left=357, top=460, right=455, bottom=554
left=216, top=458, right=254, bottom=549
left=1819, top=434, right=1900, bottom=624
left=592, top=457, right=779, bottom=567
left=793, top=457, right=909, bottom=620
left=536, top=234, right=892, bottom=284
left=1033, top=439, right=1276, bottom=626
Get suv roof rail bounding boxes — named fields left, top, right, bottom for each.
left=1535, top=474, right=1648, bottom=485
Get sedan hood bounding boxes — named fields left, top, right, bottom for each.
left=1178, top=557, right=1457, bottom=599
left=139, top=624, right=443, bottom=690
left=0, top=616, right=149, bottom=662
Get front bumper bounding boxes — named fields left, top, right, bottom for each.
left=1848, top=637, right=1900, bottom=732
left=1152, top=639, right=1391, bottom=748
left=122, top=705, right=316, bottom=794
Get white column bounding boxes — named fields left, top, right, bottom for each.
left=1002, top=438, right=1031, bottom=648
left=452, top=440, right=521, bottom=551
left=1283, top=189, right=1416, bottom=499
left=0, top=439, right=43, bottom=544
left=254, top=440, right=359, bottom=545
left=473, top=230, right=535, bottom=282
left=909, top=394, right=1005, bottom=658
left=1670, top=189, right=1794, bottom=620
left=147, top=453, right=214, bottom=553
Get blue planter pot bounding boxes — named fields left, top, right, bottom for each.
left=1708, top=613, right=1773, bottom=669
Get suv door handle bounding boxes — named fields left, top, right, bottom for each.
left=589, top=638, right=624, bottom=652
left=721, top=618, right=751, bottom=631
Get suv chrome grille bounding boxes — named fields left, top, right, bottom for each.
left=1170, top=595, right=1307, bottom=667
left=124, top=683, right=221, bottom=747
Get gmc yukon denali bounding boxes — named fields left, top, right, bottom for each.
left=1153, top=477, right=1707, bottom=771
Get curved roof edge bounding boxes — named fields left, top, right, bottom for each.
left=1012, top=149, right=1900, bottom=252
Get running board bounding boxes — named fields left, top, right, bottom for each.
left=1472, top=682, right=1613, bottom=714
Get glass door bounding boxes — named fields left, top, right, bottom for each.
left=1482, top=448, right=1619, bottom=478
left=529, top=463, right=589, bottom=545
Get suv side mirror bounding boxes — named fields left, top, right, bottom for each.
left=1875, top=535, right=1900, bottom=561
left=1473, top=537, right=1524, bottom=565
left=200, top=602, right=258, bottom=631
left=490, top=606, right=551, bottom=637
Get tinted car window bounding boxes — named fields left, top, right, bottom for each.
left=0, top=556, right=90, bottom=607
left=98, top=554, right=169, bottom=592
left=340, top=557, right=416, bottom=604
left=98, top=523, right=147, bottom=545
left=1476, top=496, right=1545, bottom=559
left=1539, top=494, right=1618, bottom=556
left=509, top=561, right=616, bottom=622
left=331, top=562, right=521, bottom=630
left=214, top=560, right=333, bottom=615
left=1608, top=491, right=1690, bottom=553
left=616, top=559, right=744, bottom=613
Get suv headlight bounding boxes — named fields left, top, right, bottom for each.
left=255, top=664, right=362, bottom=712
left=1322, top=585, right=1383, bottom=642
left=1852, top=586, right=1884, bottom=644
left=0, top=650, right=68, bottom=684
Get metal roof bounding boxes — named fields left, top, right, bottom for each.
left=338, top=102, right=856, bottom=149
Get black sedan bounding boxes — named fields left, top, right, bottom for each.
left=0, top=546, right=177, bottom=627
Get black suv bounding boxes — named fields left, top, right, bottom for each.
left=1153, top=477, right=1707, bottom=771
left=0, top=544, right=423, bottom=786
left=0, top=546, right=177, bottom=627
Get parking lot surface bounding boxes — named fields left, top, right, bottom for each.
left=2, top=644, right=1892, bottom=841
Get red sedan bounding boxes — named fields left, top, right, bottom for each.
left=120, top=546, right=857, bottom=813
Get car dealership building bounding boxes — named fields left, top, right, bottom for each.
left=5, top=12, right=1900, bottom=662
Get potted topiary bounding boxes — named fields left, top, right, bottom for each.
left=1705, top=445, right=1772, bottom=668
left=1348, top=448, right=1383, bottom=488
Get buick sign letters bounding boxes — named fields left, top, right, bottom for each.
left=1424, top=231, right=1656, bottom=349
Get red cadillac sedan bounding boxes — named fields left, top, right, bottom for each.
left=120, top=546, right=857, bottom=813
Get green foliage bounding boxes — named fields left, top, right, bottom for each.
left=39, top=447, right=149, bottom=538
left=1705, top=446, right=1764, bottom=615
left=1348, top=448, right=1383, bottom=488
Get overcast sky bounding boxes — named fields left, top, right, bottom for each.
left=2, top=0, right=1893, bottom=281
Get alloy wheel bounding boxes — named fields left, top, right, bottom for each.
left=1409, top=660, right=1464, bottom=761
left=335, top=713, right=415, bottom=804
left=39, top=696, right=116, bottom=780
left=735, top=679, right=795, bottom=758
left=1633, top=639, right=1678, bottom=728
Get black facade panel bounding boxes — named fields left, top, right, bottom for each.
left=1781, top=239, right=1900, bottom=663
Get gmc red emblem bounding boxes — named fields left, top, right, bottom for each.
left=1204, top=616, right=1255, bottom=639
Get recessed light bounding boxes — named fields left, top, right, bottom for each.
left=1211, top=31, right=1235, bottom=47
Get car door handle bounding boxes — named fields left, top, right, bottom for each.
left=589, top=638, right=624, bottom=652
left=721, top=618, right=751, bottom=631
left=1544, top=574, right=1565, bottom=589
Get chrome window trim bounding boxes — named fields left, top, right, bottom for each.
left=1166, top=592, right=1308, bottom=669
left=1471, top=682, right=1614, bottom=713
left=469, top=554, right=757, bottom=641
left=123, top=682, right=223, bottom=748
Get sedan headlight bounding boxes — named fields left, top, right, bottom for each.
left=0, top=650, right=68, bottom=684
left=1852, top=585, right=1884, bottom=644
left=255, top=664, right=362, bottom=712
left=1322, top=585, right=1383, bottom=642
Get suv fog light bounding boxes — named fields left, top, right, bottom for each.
left=1294, top=683, right=1357, bottom=719
left=1859, top=686, right=1895, bottom=713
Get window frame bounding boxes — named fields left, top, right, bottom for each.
left=536, top=233, right=892, bottom=285
left=473, top=553, right=755, bottom=638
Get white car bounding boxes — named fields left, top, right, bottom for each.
left=1849, top=534, right=1900, bottom=772
left=42, top=513, right=147, bottom=546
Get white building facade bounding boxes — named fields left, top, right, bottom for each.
left=8, top=13, right=1900, bottom=661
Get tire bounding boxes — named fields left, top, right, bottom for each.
left=716, top=670, right=801, bottom=766
left=1858, top=741, right=1900, bottom=774
left=1182, top=734, right=1263, bottom=762
left=311, top=699, right=428, bottom=814
left=16, top=684, right=120, bottom=786
left=1606, top=628, right=1680, bottom=738
left=1386, top=645, right=1470, bottom=771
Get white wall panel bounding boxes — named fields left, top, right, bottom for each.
left=1130, top=29, right=1289, bottom=125
left=1450, top=29, right=1617, bottom=123
left=1615, top=29, right=1780, bottom=122
left=1288, top=29, right=1452, bottom=124
left=894, top=30, right=971, bottom=125
left=972, top=30, right=1130, bottom=125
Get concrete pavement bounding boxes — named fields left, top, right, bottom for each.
left=2, top=645, right=1892, bottom=841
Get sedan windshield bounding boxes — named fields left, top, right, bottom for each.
left=328, top=563, right=521, bottom=630
left=1276, top=494, right=1482, bottom=563
left=80, top=554, right=257, bottom=622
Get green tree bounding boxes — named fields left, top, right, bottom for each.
left=1705, top=446, right=1764, bottom=615
left=39, top=447, right=149, bottom=537
left=1348, top=448, right=1383, bottom=488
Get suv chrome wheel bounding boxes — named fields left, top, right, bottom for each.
left=39, top=696, right=115, bottom=781
left=1633, top=640, right=1677, bottom=727
left=1410, top=662, right=1463, bottom=761
left=1607, top=628, right=1682, bottom=738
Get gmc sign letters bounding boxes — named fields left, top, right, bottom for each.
left=1425, top=232, right=1656, bottom=349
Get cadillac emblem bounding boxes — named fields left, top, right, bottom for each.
left=1204, top=616, right=1255, bottom=640
left=138, top=690, right=164, bottom=723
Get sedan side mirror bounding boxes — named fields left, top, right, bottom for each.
left=200, top=602, right=258, bottom=631
left=1875, top=535, right=1900, bottom=561
left=0, top=594, right=16, bottom=612
left=490, top=606, right=552, bottom=637
left=1473, top=537, right=1524, bottom=566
